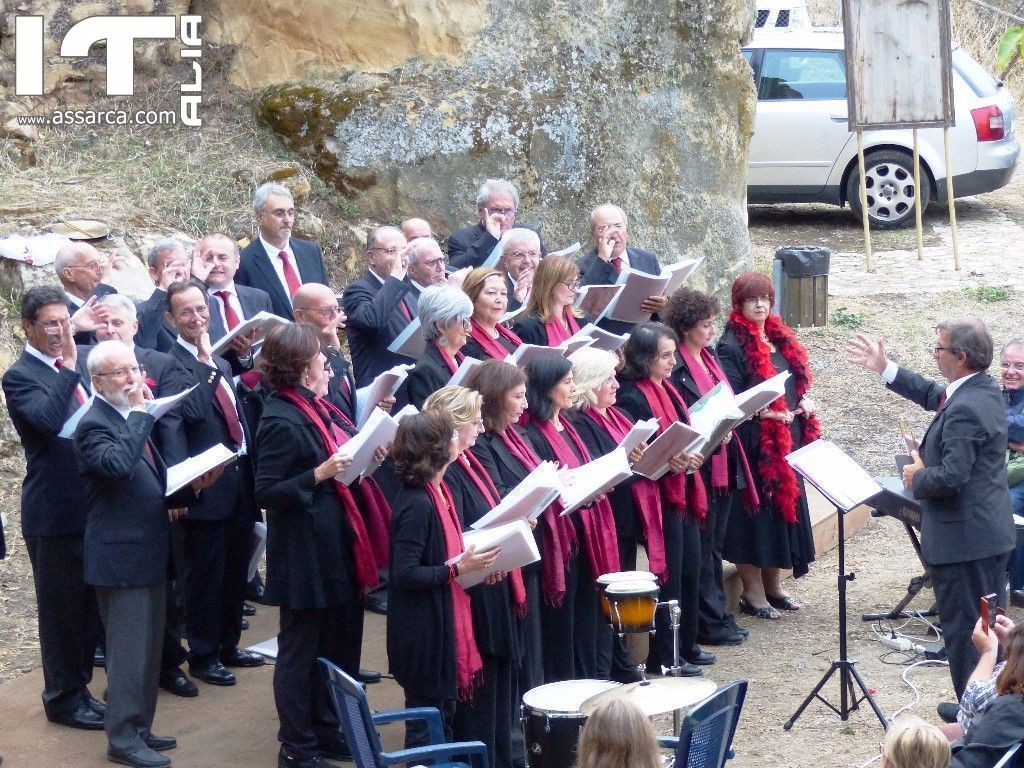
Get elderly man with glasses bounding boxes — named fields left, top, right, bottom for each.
left=498, top=228, right=542, bottom=313
left=447, top=178, right=545, bottom=270
left=54, top=242, right=118, bottom=345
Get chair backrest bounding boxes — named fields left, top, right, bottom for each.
left=994, top=742, right=1023, bottom=768
left=319, top=658, right=387, bottom=768
left=674, top=680, right=748, bottom=768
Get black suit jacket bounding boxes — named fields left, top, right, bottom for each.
left=447, top=223, right=546, bottom=270
left=341, top=269, right=415, bottom=387
left=887, top=368, right=1016, bottom=566
left=577, top=246, right=661, bottom=335
left=75, top=399, right=195, bottom=587
left=167, top=342, right=251, bottom=521
left=2, top=347, right=92, bottom=537
left=505, top=273, right=524, bottom=314
left=325, top=347, right=358, bottom=425
left=134, top=346, right=191, bottom=464
left=402, top=344, right=453, bottom=409
left=135, top=288, right=177, bottom=353
left=236, top=238, right=329, bottom=320
left=67, top=283, right=118, bottom=345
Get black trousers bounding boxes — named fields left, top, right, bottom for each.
left=275, top=602, right=364, bottom=761
left=930, top=551, right=1011, bottom=699
left=161, top=522, right=188, bottom=673
left=454, top=653, right=514, bottom=768
left=651, top=513, right=701, bottom=669
left=404, top=692, right=456, bottom=749
left=540, top=552, right=612, bottom=682
left=24, top=534, right=102, bottom=718
left=698, top=491, right=739, bottom=639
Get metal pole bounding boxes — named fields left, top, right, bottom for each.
left=856, top=131, right=873, bottom=271
left=943, top=126, right=961, bottom=270
left=913, top=128, right=924, bottom=261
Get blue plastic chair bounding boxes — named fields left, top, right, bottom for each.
left=657, top=680, right=748, bottom=768
left=318, top=657, right=490, bottom=768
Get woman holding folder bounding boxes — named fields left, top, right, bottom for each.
left=422, top=386, right=520, bottom=768
left=616, top=322, right=709, bottom=676
left=387, top=411, right=500, bottom=747
left=512, top=256, right=588, bottom=346
left=462, top=268, right=524, bottom=361
left=404, top=285, right=474, bottom=409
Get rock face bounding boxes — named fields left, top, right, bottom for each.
left=253, top=0, right=757, bottom=292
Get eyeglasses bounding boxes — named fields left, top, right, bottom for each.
left=595, top=223, right=626, bottom=234
left=69, top=260, right=103, bottom=272
left=421, top=257, right=447, bottom=269
left=488, top=207, right=516, bottom=217
left=300, top=306, right=340, bottom=319
left=560, top=280, right=581, bottom=290
left=743, top=296, right=771, bottom=306
left=508, top=250, right=540, bottom=261
left=1001, top=361, right=1024, bottom=371
left=933, top=345, right=952, bottom=354
left=460, top=318, right=472, bottom=330
left=370, top=247, right=400, bottom=257
left=95, top=365, right=145, bottom=378
left=32, top=319, right=73, bottom=333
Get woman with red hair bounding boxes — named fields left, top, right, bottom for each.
left=716, top=272, right=821, bottom=619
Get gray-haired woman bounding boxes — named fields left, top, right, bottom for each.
left=403, top=285, right=474, bottom=408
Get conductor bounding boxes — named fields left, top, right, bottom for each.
left=846, top=319, right=1016, bottom=698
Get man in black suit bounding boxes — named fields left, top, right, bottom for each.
left=164, top=282, right=266, bottom=687
left=76, top=340, right=220, bottom=768
left=497, top=228, right=541, bottom=314
left=292, top=283, right=358, bottom=424
left=847, top=319, right=1017, bottom=698
left=236, top=182, right=329, bottom=320
left=447, top=178, right=545, bottom=270
left=577, top=204, right=668, bottom=335
left=135, top=239, right=193, bottom=353
left=54, top=242, right=118, bottom=345
left=1, top=285, right=104, bottom=730
left=341, top=225, right=417, bottom=386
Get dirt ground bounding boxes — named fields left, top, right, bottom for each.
left=3, top=160, right=1024, bottom=768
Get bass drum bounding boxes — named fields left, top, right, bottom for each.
left=521, top=679, right=620, bottom=768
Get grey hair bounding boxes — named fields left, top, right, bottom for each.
left=96, top=293, right=138, bottom=322
left=253, top=181, right=293, bottom=212
left=366, top=225, right=404, bottom=252
left=500, top=227, right=540, bottom=256
left=569, top=347, right=619, bottom=408
left=1003, top=338, right=1024, bottom=356
left=936, top=318, right=993, bottom=371
left=407, top=237, right=440, bottom=266
left=53, top=244, right=78, bottom=274
left=475, top=178, right=520, bottom=209
left=146, top=237, right=187, bottom=269
left=419, top=285, right=473, bottom=343
left=589, top=203, right=629, bottom=229
left=87, top=339, right=133, bottom=376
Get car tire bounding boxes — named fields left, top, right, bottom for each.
left=846, top=150, right=930, bottom=229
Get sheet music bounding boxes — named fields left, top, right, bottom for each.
left=209, top=311, right=287, bottom=357
left=547, top=241, right=582, bottom=259
left=144, top=385, right=197, bottom=421
left=560, top=448, right=632, bottom=515
left=447, top=357, right=483, bottom=388
left=734, top=371, right=791, bottom=416
left=572, top=323, right=629, bottom=352
left=576, top=284, right=625, bottom=323
left=499, top=305, right=528, bottom=325
left=470, top=461, right=561, bottom=530
left=449, top=520, right=541, bottom=588
left=387, top=318, right=425, bottom=359
left=166, top=443, right=238, bottom=496
left=620, top=418, right=660, bottom=457
left=337, top=407, right=399, bottom=485
left=58, top=395, right=94, bottom=439
left=630, top=422, right=703, bottom=480
left=507, top=342, right=571, bottom=368
left=786, top=439, right=883, bottom=511
left=355, top=363, right=414, bottom=427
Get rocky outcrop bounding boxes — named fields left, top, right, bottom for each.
left=254, top=0, right=757, bottom=292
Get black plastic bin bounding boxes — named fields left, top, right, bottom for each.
left=773, top=246, right=830, bottom=328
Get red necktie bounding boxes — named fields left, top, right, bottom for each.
left=55, top=358, right=86, bottom=405
left=398, top=299, right=412, bottom=321
left=214, top=379, right=245, bottom=447
left=937, top=392, right=948, bottom=411
left=143, top=442, right=156, bottom=466
left=610, top=256, right=623, bottom=275
left=214, top=290, right=241, bottom=331
left=278, top=251, right=302, bottom=297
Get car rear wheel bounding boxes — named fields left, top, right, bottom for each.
left=846, top=150, right=930, bottom=229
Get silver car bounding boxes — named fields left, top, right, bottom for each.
left=744, top=28, right=1019, bottom=228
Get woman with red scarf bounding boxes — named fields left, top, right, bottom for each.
left=716, top=272, right=821, bottom=620
left=616, top=322, right=710, bottom=676
left=388, top=410, right=500, bottom=748
left=665, top=288, right=756, bottom=647
left=462, top=268, right=524, bottom=361
left=512, top=256, right=588, bottom=346
left=423, top=386, right=521, bottom=768
left=523, top=356, right=620, bottom=681
left=403, top=285, right=474, bottom=408
left=253, top=323, right=389, bottom=768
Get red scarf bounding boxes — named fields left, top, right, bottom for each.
left=456, top=452, right=528, bottom=617
left=677, top=344, right=761, bottom=512
left=498, top=427, right=575, bottom=605
left=278, top=389, right=380, bottom=590
left=726, top=311, right=821, bottom=523
left=581, top=406, right=667, bottom=583
left=434, top=342, right=464, bottom=375
left=469, top=318, right=522, bottom=360
left=527, top=414, right=620, bottom=589
left=426, top=479, right=483, bottom=701
left=544, top=310, right=581, bottom=345
left=633, top=378, right=708, bottom=523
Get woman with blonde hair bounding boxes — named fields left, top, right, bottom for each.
left=881, top=716, right=950, bottom=768
left=462, top=267, right=523, bottom=361
left=513, top=255, right=587, bottom=346
left=575, top=699, right=661, bottom=768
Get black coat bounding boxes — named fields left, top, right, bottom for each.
left=403, top=344, right=455, bottom=409
left=253, top=391, right=357, bottom=609
left=67, top=283, right=117, bottom=345
left=135, top=288, right=177, bottom=353
left=577, top=246, right=661, bottom=335
left=325, top=347, right=358, bottom=425
left=951, top=693, right=1024, bottom=768
left=75, top=399, right=196, bottom=587
left=512, top=313, right=589, bottom=347
left=341, top=269, right=416, bottom=387
left=472, top=431, right=529, bottom=494
left=236, top=237, right=329, bottom=321
left=2, top=347, right=92, bottom=537
left=387, top=483, right=458, bottom=699
left=447, top=222, right=545, bottom=271
left=134, top=345, right=191, bottom=464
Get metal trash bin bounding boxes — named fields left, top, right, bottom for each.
left=772, top=245, right=830, bottom=328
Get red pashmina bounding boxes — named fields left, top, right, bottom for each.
left=544, top=311, right=582, bottom=345
left=434, top=342, right=464, bottom=375
left=469, top=318, right=522, bottom=360
left=426, top=479, right=483, bottom=701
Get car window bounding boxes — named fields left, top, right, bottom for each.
left=758, top=49, right=846, bottom=101
left=952, top=49, right=999, bottom=98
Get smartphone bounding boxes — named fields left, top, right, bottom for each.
left=980, top=593, right=998, bottom=634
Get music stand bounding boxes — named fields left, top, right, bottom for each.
left=782, top=441, right=890, bottom=731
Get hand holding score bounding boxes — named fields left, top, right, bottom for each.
left=459, top=542, right=501, bottom=574
left=314, top=448, right=354, bottom=483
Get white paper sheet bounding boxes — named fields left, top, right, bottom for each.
left=144, top=385, right=197, bottom=421
left=786, top=440, right=883, bottom=511
left=572, top=323, right=630, bottom=353
left=575, top=284, right=625, bottom=323
left=387, top=318, right=426, bottom=359
left=355, top=363, right=414, bottom=427
left=447, top=357, right=483, bottom=388
left=630, top=422, right=703, bottom=481
left=166, top=443, right=238, bottom=496
left=247, top=521, right=267, bottom=582
left=209, top=311, right=287, bottom=357
left=337, top=407, right=399, bottom=485
left=620, top=418, right=660, bottom=457
left=560, top=448, right=632, bottom=515
left=449, top=520, right=541, bottom=588
left=470, top=461, right=561, bottom=530
left=58, top=396, right=94, bottom=439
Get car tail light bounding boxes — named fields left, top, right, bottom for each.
left=971, top=105, right=1005, bottom=141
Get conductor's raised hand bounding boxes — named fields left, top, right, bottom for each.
left=459, top=543, right=501, bottom=574
left=845, top=332, right=887, bottom=374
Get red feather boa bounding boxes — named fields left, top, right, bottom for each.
left=727, top=311, right=821, bottom=524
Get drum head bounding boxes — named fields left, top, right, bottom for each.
left=596, top=571, right=657, bottom=586
left=522, top=679, right=620, bottom=713
left=605, top=580, right=659, bottom=597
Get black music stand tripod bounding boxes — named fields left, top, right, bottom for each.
left=784, top=467, right=889, bottom=731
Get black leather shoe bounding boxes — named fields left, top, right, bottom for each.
left=239, top=618, right=249, bottom=631
left=48, top=703, right=104, bottom=730
left=318, top=738, right=352, bottom=761
left=220, top=647, right=265, bottom=668
left=670, top=662, right=704, bottom=677
left=278, top=747, right=322, bottom=768
left=93, top=647, right=106, bottom=668
left=356, top=668, right=381, bottom=684
left=106, top=745, right=170, bottom=768
left=699, top=629, right=746, bottom=646
left=686, top=650, right=716, bottom=666
left=143, top=734, right=177, bottom=752
left=937, top=701, right=960, bottom=724
left=188, top=660, right=236, bottom=686
left=242, top=602, right=256, bottom=616
left=159, top=669, right=198, bottom=698
left=84, top=694, right=106, bottom=715
left=365, top=595, right=388, bottom=615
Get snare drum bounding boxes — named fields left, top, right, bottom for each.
left=596, top=571, right=657, bottom=620
left=522, top=680, right=619, bottom=768
left=604, top=580, right=659, bottom=633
